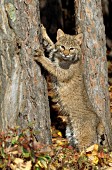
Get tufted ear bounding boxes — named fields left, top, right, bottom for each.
left=57, top=29, right=65, bottom=41
left=75, top=33, right=83, bottom=45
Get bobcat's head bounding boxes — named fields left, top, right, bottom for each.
left=55, top=29, right=83, bottom=62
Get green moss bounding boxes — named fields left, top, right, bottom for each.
left=5, top=3, right=16, bottom=22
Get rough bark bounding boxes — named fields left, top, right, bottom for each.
left=0, top=0, right=51, bottom=144
left=74, top=0, right=112, bottom=148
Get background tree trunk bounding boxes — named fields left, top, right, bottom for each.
left=102, top=0, right=112, bottom=50
left=0, top=0, right=51, bottom=144
left=75, top=0, right=112, bottom=147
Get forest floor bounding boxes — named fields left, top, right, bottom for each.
left=1, top=128, right=112, bottom=170
left=0, top=85, right=112, bottom=170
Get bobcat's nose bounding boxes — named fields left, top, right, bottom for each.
left=63, top=50, right=69, bottom=56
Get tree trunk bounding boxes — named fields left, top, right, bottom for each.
left=0, top=0, right=51, bottom=144
left=75, top=0, right=112, bottom=147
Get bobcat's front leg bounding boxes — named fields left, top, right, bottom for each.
left=33, top=48, right=45, bottom=61
left=33, top=48, right=57, bottom=76
left=41, top=24, right=55, bottom=52
left=33, top=49, right=75, bottom=82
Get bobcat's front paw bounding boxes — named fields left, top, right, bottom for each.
left=33, top=49, right=44, bottom=61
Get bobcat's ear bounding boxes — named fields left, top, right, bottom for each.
left=75, top=33, right=83, bottom=45
left=57, top=29, right=65, bottom=40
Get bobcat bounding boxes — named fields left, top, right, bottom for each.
left=34, top=25, right=105, bottom=150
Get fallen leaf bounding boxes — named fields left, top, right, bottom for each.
left=14, top=158, right=24, bottom=164
left=57, top=131, right=62, bottom=137
left=86, top=144, right=98, bottom=153
left=88, top=155, right=99, bottom=165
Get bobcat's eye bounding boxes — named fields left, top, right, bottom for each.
left=69, top=47, right=75, bottom=51
left=60, top=45, right=65, bottom=51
